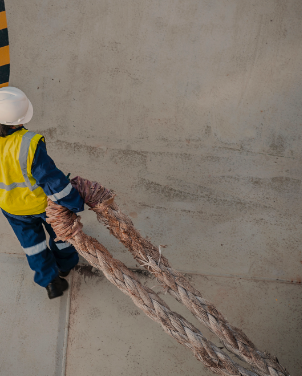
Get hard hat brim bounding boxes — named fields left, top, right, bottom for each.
left=22, top=99, right=33, bottom=125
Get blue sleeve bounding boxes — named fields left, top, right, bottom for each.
left=31, top=140, right=84, bottom=213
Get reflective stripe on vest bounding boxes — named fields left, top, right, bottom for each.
left=0, top=181, right=27, bottom=190
left=19, top=131, right=39, bottom=191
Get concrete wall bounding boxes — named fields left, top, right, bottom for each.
left=4, top=2, right=302, bottom=293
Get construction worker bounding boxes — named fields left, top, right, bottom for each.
left=0, top=87, right=84, bottom=299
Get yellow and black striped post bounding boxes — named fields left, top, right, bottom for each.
left=0, top=0, right=9, bottom=88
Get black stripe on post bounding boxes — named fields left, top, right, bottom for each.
left=0, top=64, right=9, bottom=85
left=0, top=28, right=8, bottom=48
left=0, top=1, right=5, bottom=13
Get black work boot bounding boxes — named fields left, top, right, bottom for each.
left=59, top=269, right=71, bottom=278
left=46, top=276, right=69, bottom=299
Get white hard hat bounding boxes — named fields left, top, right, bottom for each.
left=0, top=87, right=33, bottom=125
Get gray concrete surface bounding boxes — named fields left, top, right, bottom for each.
left=66, top=267, right=302, bottom=376
left=0, top=0, right=301, bottom=375
left=1, top=263, right=301, bottom=375
left=0, top=253, right=69, bottom=375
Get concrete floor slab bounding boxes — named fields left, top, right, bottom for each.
left=0, top=217, right=24, bottom=255
left=66, top=266, right=302, bottom=376
left=65, top=266, right=213, bottom=376
left=188, top=274, right=302, bottom=376
left=0, top=253, right=69, bottom=376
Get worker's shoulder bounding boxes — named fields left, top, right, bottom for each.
left=26, top=131, right=45, bottom=144
left=24, top=132, right=46, bottom=153
left=16, top=128, right=44, bottom=140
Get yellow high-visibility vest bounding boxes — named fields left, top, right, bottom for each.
left=0, top=128, right=47, bottom=215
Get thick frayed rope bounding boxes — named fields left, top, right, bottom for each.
left=46, top=199, right=259, bottom=376
left=70, top=176, right=290, bottom=376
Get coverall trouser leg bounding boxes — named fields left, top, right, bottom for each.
left=2, top=210, right=79, bottom=287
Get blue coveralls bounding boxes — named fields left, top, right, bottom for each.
left=1, top=127, right=84, bottom=287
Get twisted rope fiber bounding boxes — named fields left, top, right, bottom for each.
left=70, top=176, right=289, bottom=376
left=46, top=199, right=259, bottom=376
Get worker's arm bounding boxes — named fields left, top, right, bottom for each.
left=31, top=140, right=84, bottom=213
